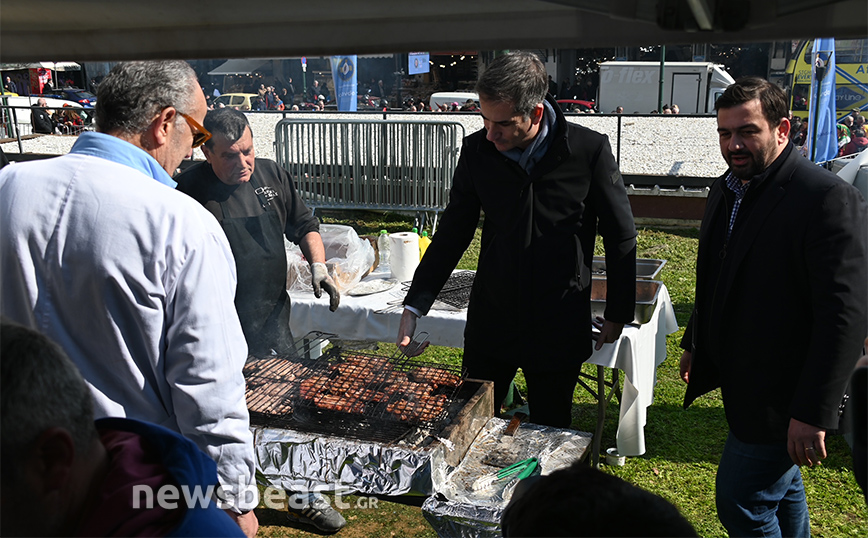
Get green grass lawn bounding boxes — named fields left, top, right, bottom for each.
left=255, top=210, right=866, bottom=537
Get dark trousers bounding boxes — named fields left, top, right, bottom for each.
left=716, top=432, right=810, bottom=537
left=463, top=347, right=582, bottom=428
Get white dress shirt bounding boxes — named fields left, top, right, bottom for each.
left=0, top=132, right=255, bottom=510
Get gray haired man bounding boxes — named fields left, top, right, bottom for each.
left=31, top=97, right=56, bottom=134
left=0, top=61, right=258, bottom=536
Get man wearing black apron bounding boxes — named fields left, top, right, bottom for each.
left=176, top=108, right=345, bottom=532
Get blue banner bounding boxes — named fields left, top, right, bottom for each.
left=807, top=38, right=837, bottom=163
left=330, top=55, right=357, bottom=112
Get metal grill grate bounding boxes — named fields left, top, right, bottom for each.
left=402, top=270, right=475, bottom=309
left=436, top=286, right=473, bottom=309
left=244, top=343, right=465, bottom=444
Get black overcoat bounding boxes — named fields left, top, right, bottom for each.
left=405, top=97, right=637, bottom=371
left=682, top=144, right=868, bottom=443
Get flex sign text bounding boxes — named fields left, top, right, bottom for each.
left=600, top=68, right=657, bottom=85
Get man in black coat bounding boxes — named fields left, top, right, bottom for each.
left=397, top=51, right=637, bottom=428
left=307, top=80, right=320, bottom=103
left=31, top=98, right=55, bottom=134
left=284, top=77, right=295, bottom=106
left=680, top=77, right=868, bottom=536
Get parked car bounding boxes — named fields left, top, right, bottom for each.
left=213, top=93, right=258, bottom=111
left=34, top=88, right=97, bottom=107
left=556, top=99, right=596, bottom=113
left=59, top=88, right=97, bottom=107
left=429, top=91, right=479, bottom=111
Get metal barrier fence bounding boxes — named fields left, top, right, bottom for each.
left=274, top=118, right=465, bottom=230
left=1, top=104, right=27, bottom=150
left=0, top=102, right=94, bottom=151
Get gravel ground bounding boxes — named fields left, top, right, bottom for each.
left=2, top=112, right=728, bottom=178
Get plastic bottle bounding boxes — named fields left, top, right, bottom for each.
left=419, top=230, right=432, bottom=259
left=377, top=230, right=390, bottom=269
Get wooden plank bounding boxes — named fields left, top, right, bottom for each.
left=435, top=378, right=494, bottom=467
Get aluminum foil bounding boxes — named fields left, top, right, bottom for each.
left=252, top=417, right=590, bottom=538
left=423, top=418, right=591, bottom=537
left=434, top=417, right=592, bottom=506
left=421, top=494, right=503, bottom=538
left=253, top=426, right=449, bottom=496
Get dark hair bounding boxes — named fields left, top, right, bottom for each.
left=476, top=51, right=547, bottom=118
left=501, top=463, right=698, bottom=537
left=715, top=77, right=789, bottom=128
left=203, top=107, right=251, bottom=148
left=1, top=321, right=96, bottom=485
left=96, top=61, right=199, bottom=136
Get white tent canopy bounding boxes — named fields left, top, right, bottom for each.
left=0, top=62, right=80, bottom=71
left=0, top=0, right=864, bottom=61
left=36, top=61, right=81, bottom=71
left=207, top=59, right=270, bottom=76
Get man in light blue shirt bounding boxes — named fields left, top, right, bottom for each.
left=0, top=61, right=258, bottom=537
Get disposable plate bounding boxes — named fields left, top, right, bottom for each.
left=346, top=278, right=398, bottom=296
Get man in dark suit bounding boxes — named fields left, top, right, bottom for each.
left=680, top=77, right=868, bottom=536
left=396, top=51, right=637, bottom=428
left=31, top=98, right=56, bottom=134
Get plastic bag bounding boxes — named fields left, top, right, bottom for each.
left=286, top=224, right=375, bottom=293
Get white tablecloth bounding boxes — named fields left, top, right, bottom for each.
left=585, top=285, right=678, bottom=455
left=290, top=268, right=468, bottom=347
left=289, top=271, right=678, bottom=456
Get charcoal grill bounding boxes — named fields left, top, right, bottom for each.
left=244, top=332, right=465, bottom=444
left=402, top=270, right=475, bottom=309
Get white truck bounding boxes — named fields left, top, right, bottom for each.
left=598, top=61, right=735, bottom=114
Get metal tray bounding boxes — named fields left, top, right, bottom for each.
left=590, top=279, right=662, bottom=324
left=592, top=256, right=667, bottom=280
